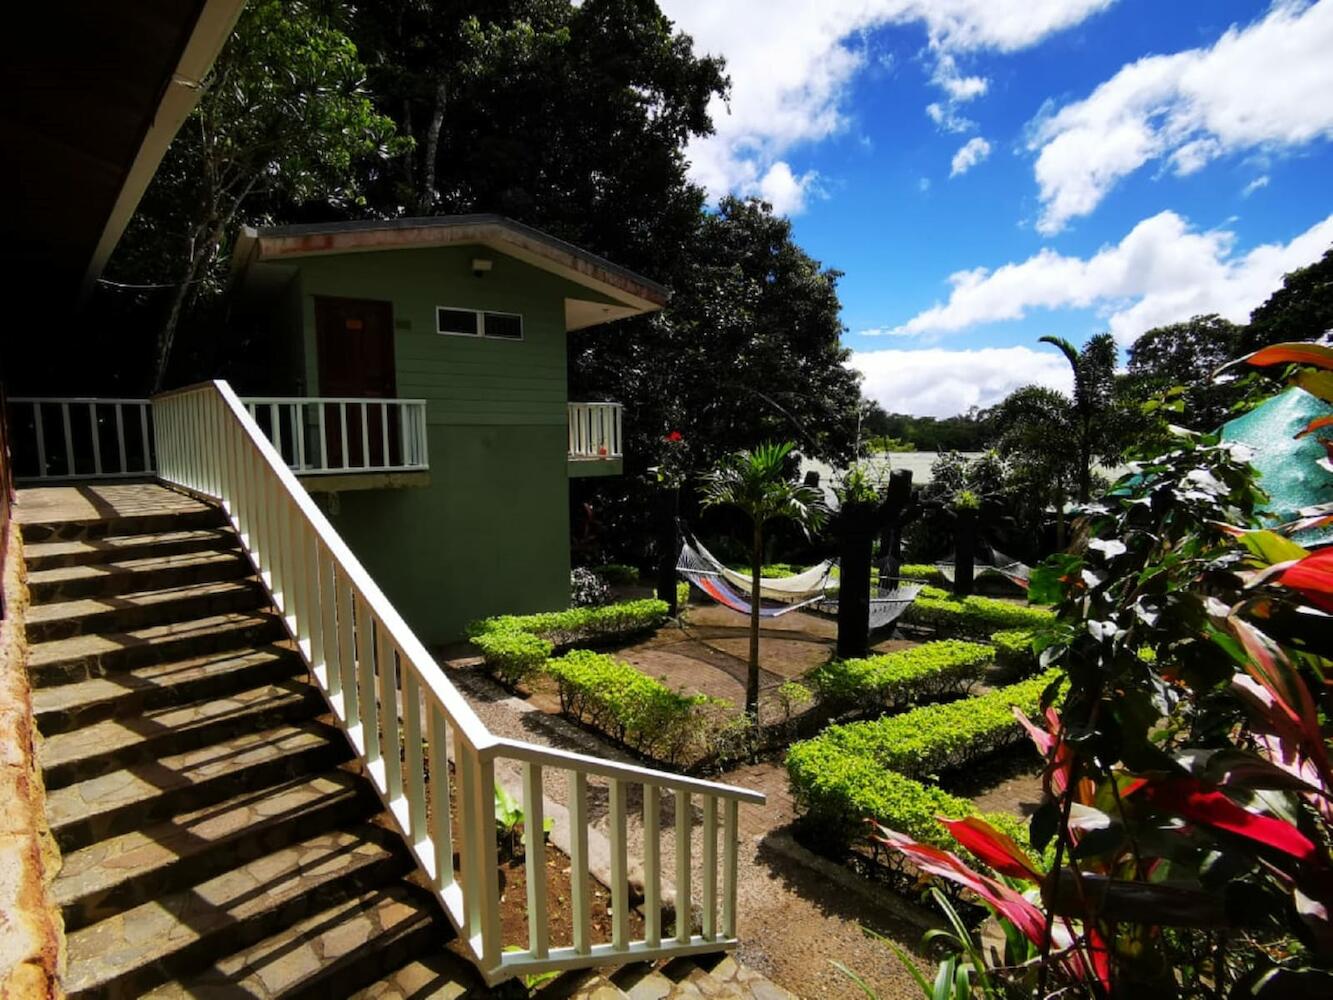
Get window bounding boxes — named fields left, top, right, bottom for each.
left=482, top=312, right=523, bottom=340
left=436, top=306, right=524, bottom=340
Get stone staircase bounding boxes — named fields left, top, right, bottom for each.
left=22, top=490, right=794, bottom=1000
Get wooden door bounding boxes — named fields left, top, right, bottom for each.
left=314, top=297, right=399, bottom=468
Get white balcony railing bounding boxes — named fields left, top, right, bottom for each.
left=152, top=381, right=762, bottom=986
left=8, top=398, right=155, bottom=482
left=568, top=402, right=622, bottom=460
left=241, top=397, right=428, bottom=475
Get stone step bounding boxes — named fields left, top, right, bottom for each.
left=55, top=767, right=379, bottom=933
left=41, top=678, right=326, bottom=789
left=142, top=885, right=474, bottom=1000
left=63, top=824, right=411, bottom=1000
left=23, top=527, right=240, bottom=571
left=26, top=548, right=252, bottom=604
left=349, top=948, right=488, bottom=1000
left=47, top=720, right=350, bottom=852
left=27, top=610, right=286, bottom=687
left=33, top=643, right=303, bottom=735
left=25, top=577, right=267, bottom=643
left=20, top=505, right=226, bottom=544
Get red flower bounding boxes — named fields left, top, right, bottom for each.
left=666, top=430, right=683, bottom=442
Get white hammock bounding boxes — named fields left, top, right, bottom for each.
left=689, top=535, right=836, bottom=602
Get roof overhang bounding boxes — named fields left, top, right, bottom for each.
left=2, top=0, right=247, bottom=309
left=233, top=215, right=669, bottom=330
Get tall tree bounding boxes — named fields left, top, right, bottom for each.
left=1035, top=333, right=1124, bottom=503
left=1124, top=314, right=1242, bottom=430
left=1240, top=246, right=1333, bottom=353
left=107, top=0, right=402, bottom=391
left=700, top=442, right=827, bottom=720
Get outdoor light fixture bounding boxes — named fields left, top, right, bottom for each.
left=471, top=257, right=493, bottom=277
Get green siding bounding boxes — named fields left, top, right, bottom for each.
left=276, top=244, right=601, bottom=642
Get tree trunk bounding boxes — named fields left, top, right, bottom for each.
left=418, top=77, right=447, bottom=214
left=747, top=521, right=762, bottom=722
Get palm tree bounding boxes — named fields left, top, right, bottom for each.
left=1037, top=333, right=1122, bottom=503
left=700, top=441, right=827, bottom=720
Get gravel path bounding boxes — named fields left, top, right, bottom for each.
left=442, top=658, right=937, bottom=998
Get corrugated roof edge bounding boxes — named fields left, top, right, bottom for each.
left=247, top=214, right=670, bottom=304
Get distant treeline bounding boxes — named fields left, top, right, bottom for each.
left=861, top=404, right=993, bottom=452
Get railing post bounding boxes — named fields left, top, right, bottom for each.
left=523, top=762, right=549, bottom=960
left=676, top=789, right=691, bottom=944
left=569, top=770, right=591, bottom=955
left=428, top=704, right=453, bottom=890
left=644, top=784, right=661, bottom=947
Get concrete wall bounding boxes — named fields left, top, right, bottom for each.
left=274, top=245, right=603, bottom=642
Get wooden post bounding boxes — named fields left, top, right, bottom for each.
left=954, top=506, right=977, bottom=597
left=836, top=501, right=875, bottom=660
left=656, top=485, right=680, bottom=616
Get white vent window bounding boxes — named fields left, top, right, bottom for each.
left=436, top=307, right=523, bottom=340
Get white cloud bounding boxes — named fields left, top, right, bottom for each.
left=659, top=0, right=1115, bottom=212
left=927, top=101, right=976, bottom=134
left=851, top=346, right=1073, bottom=417
left=1243, top=175, right=1271, bottom=197
left=885, top=210, right=1333, bottom=343
left=1029, top=0, right=1333, bottom=233
left=754, top=161, right=822, bottom=215
left=951, top=136, right=992, bottom=176
left=918, top=177, right=932, bottom=193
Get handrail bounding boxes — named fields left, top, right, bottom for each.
left=152, top=380, right=762, bottom=984
left=7, top=397, right=155, bottom=482
left=238, top=396, right=428, bottom=475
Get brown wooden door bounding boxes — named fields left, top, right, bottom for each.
left=314, top=297, right=399, bottom=468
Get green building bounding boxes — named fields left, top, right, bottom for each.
left=229, top=215, right=666, bottom=642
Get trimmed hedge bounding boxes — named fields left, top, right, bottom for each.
left=472, top=629, right=553, bottom=687
left=804, top=670, right=1061, bottom=780
left=786, top=738, right=1039, bottom=862
left=468, top=598, right=669, bottom=647
left=903, top=585, right=1054, bottom=638
left=546, top=650, right=715, bottom=764
left=808, top=639, right=993, bottom=710
left=898, top=563, right=947, bottom=585
left=990, top=628, right=1039, bottom=677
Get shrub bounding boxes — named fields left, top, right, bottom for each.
left=805, top=670, right=1062, bottom=780
left=469, top=597, right=669, bottom=647
left=545, top=649, right=715, bottom=764
left=777, top=680, right=813, bottom=719
left=591, top=563, right=639, bottom=585
left=898, top=563, right=946, bottom=585
left=990, top=628, right=1039, bottom=677
left=570, top=567, right=611, bottom=607
left=786, top=739, right=1044, bottom=866
left=808, top=640, right=992, bottom=711
left=676, top=580, right=690, bottom=609
left=472, top=629, right=553, bottom=687
left=903, top=585, right=1054, bottom=637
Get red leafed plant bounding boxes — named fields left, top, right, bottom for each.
left=871, top=345, right=1333, bottom=999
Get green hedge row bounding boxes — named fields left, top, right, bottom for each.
left=468, top=598, right=669, bottom=647
left=808, top=639, right=993, bottom=710
left=902, top=585, right=1054, bottom=638
left=471, top=629, right=553, bottom=687
left=898, top=564, right=947, bottom=585
left=786, top=737, right=1038, bottom=861
left=801, top=670, right=1061, bottom=781
left=545, top=650, right=715, bottom=764
left=990, top=628, right=1039, bottom=676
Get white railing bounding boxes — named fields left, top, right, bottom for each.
left=8, top=398, right=154, bottom=482
left=152, top=381, right=761, bottom=985
left=568, top=402, right=623, bottom=460
left=240, top=397, right=428, bottom=475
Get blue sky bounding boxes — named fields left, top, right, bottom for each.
left=659, top=1, right=1333, bottom=416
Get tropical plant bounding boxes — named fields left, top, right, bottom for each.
left=700, top=441, right=828, bottom=719
left=569, top=567, right=612, bottom=607
left=871, top=344, right=1333, bottom=998
left=494, top=781, right=553, bottom=858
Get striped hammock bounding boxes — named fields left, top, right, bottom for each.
left=676, top=538, right=830, bottom=617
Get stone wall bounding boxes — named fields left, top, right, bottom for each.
left=0, top=520, right=63, bottom=998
